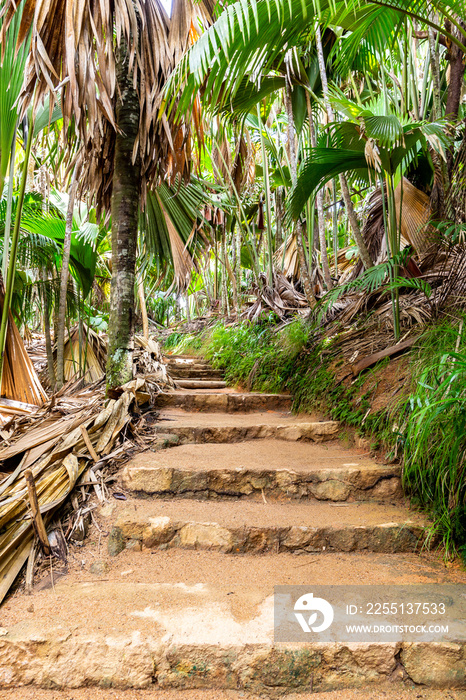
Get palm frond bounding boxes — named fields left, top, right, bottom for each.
left=289, top=147, right=369, bottom=219
left=1, top=0, right=215, bottom=210
left=140, top=178, right=208, bottom=291
left=0, top=0, right=30, bottom=192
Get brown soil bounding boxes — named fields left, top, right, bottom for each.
left=333, top=354, right=410, bottom=418
left=128, top=439, right=381, bottom=472
left=0, top=687, right=465, bottom=700
left=111, top=497, right=426, bottom=529
left=2, top=546, right=464, bottom=633
left=157, top=409, right=322, bottom=428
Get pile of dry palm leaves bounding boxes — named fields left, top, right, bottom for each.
left=242, top=271, right=308, bottom=321
left=58, top=324, right=107, bottom=385
left=316, top=175, right=466, bottom=336
left=275, top=235, right=325, bottom=295
left=0, top=356, right=173, bottom=604
left=38, top=326, right=172, bottom=390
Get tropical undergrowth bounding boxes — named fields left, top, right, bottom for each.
left=164, top=318, right=397, bottom=436
left=164, top=313, right=466, bottom=561
left=402, top=314, right=466, bottom=561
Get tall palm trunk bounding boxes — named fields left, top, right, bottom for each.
left=305, top=90, right=332, bottom=289
left=106, top=42, right=141, bottom=391
left=137, top=279, right=149, bottom=340
left=444, top=21, right=466, bottom=176
left=284, top=73, right=316, bottom=308
left=2, top=125, right=17, bottom=282
left=427, top=28, right=447, bottom=214
left=315, top=25, right=373, bottom=270
left=0, top=118, right=34, bottom=389
left=55, top=167, right=78, bottom=389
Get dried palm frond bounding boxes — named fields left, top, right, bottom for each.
left=0, top=373, right=168, bottom=604
left=0, top=288, right=47, bottom=419
left=212, top=132, right=232, bottom=183
left=157, top=193, right=196, bottom=292
left=242, top=271, right=308, bottom=322
left=1, top=0, right=214, bottom=210
left=134, top=335, right=173, bottom=387
left=46, top=326, right=171, bottom=389
left=275, top=234, right=300, bottom=279
left=232, top=134, right=248, bottom=193
left=274, top=235, right=324, bottom=296
left=348, top=179, right=432, bottom=281
left=394, top=179, right=434, bottom=254
left=55, top=325, right=107, bottom=386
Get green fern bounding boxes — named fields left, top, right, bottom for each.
left=317, top=250, right=412, bottom=319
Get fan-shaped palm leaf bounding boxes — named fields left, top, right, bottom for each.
left=289, top=115, right=449, bottom=218
left=140, top=177, right=209, bottom=291
left=20, top=212, right=100, bottom=298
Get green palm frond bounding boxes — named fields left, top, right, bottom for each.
left=166, top=0, right=465, bottom=121
left=317, top=248, right=412, bottom=318
left=167, top=0, right=322, bottom=115
left=20, top=212, right=99, bottom=298
left=289, top=109, right=449, bottom=218
left=217, top=76, right=285, bottom=119
left=363, top=114, right=404, bottom=148
left=289, top=147, right=369, bottom=218
left=341, top=0, right=466, bottom=51
left=140, top=177, right=209, bottom=291
left=0, top=0, right=31, bottom=192
left=330, top=4, right=404, bottom=74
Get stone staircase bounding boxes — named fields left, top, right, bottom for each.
left=166, top=355, right=227, bottom=390
left=1, top=354, right=465, bottom=694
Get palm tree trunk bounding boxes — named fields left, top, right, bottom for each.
left=55, top=167, right=78, bottom=389
left=315, top=25, right=373, bottom=270
left=257, top=105, right=274, bottom=285
left=284, top=72, right=316, bottom=307
left=305, top=90, right=332, bottom=289
left=444, top=22, right=466, bottom=176
left=427, top=28, right=447, bottom=214
left=221, top=228, right=230, bottom=316
left=106, top=41, right=141, bottom=391
left=2, top=125, right=17, bottom=282
left=235, top=227, right=242, bottom=316
left=40, top=269, right=56, bottom=387
left=137, top=278, right=149, bottom=340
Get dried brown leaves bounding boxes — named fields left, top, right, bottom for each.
left=1, top=0, right=214, bottom=209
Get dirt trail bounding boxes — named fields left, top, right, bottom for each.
left=1, top=354, right=465, bottom=695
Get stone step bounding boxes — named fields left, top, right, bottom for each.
left=175, top=380, right=228, bottom=390
left=168, top=368, right=224, bottom=379
left=165, top=360, right=214, bottom=369
left=154, top=409, right=339, bottom=444
left=3, top=549, right=464, bottom=691
left=156, top=391, right=292, bottom=412
left=165, top=354, right=210, bottom=365
left=109, top=498, right=427, bottom=554
left=121, top=440, right=402, bottom=502
left=0, top=690, right=459, bottom=700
